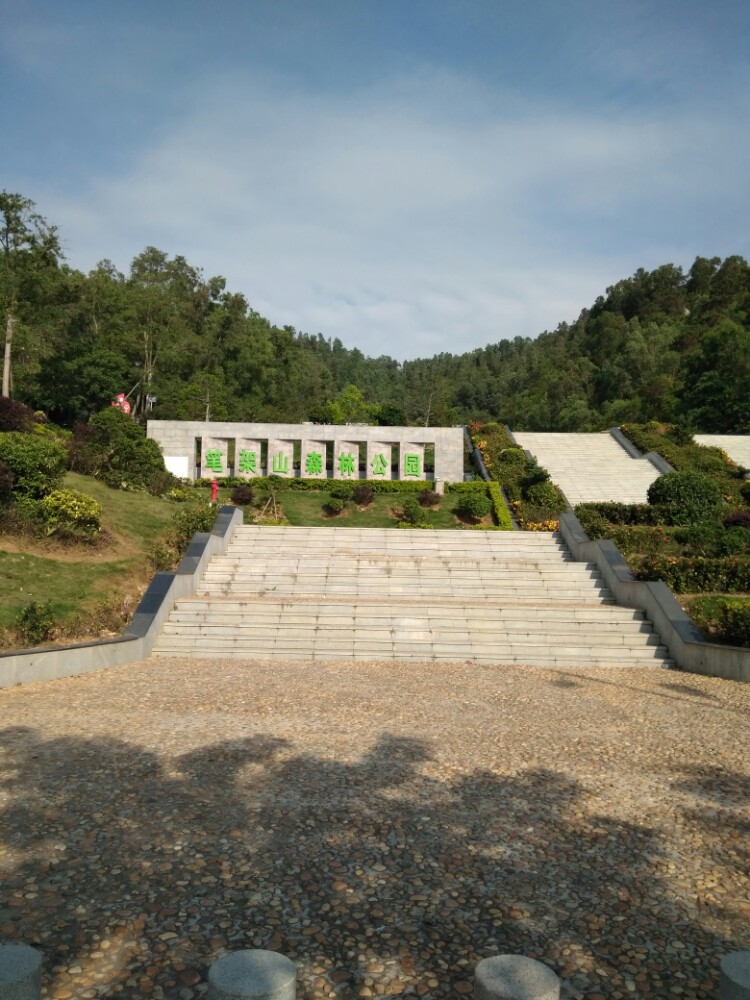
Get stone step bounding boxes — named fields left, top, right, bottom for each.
left=169, top=599, right=647, bottom=621
left=159, top=622, right=660, bottom=646
left=152, top=635, right=671, bottom=666
left=203, top=568, right=604, bottom=583
left=198, top=585, right=614, bottom=603
left=217, top=546, right=579, bottom=571
left=165, top=613, right=652, bottom=633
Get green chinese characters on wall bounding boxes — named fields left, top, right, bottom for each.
left=401, top=444, right=424, bottom=479
left=366, top=442, right=393, bottom=480
left=268, top=438, right=294, bottom=478
left=302, top=440, right=328, bottom=479
left=202, top=437, right=227, bottom=476
left=235, top=438, right=263, bottom=479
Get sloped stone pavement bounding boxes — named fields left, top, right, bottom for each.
left=0, top=657, right=748, bottom=1000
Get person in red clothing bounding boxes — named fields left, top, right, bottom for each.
left=210, top=478, right=219, bottom=505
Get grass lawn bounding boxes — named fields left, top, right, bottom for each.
left=251, top=488, right=489, bottom=530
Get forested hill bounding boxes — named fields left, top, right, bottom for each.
left=2, top=195, right=748, bottom=431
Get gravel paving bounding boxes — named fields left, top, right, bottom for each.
left=0, top=656, right=748, bottom=1000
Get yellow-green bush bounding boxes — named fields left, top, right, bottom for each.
left=40, top=489, right=102, bottom=540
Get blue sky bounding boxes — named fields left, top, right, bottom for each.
left=2, top=0, right=749, bottom=360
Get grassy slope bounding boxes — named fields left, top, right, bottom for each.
left=0, top=473, right=175, bottom=639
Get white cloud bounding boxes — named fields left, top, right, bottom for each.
left=42, top=67, right=750, bottom=360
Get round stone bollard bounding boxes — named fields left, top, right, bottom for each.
left=721, top=952, right=750, bottom=1000
left=474, top=955, right=560, bottom=1000
left=0, top=944, right=42, bottom=1000
left=208, top=950, right=297, bottom=1000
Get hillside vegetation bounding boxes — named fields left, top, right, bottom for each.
left=2, top=192, right=749, bottom=433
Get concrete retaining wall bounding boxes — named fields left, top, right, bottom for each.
left=559, top=511, right=750, bottom=682
left=0, top=506, right=243, bottom=689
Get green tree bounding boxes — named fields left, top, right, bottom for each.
left=0, top=192, right=62, bottom=398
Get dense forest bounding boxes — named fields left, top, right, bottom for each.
left=2, top=192, right=749, bottom=431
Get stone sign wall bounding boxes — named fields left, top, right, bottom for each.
left=146, top=421, right=465, bottom=484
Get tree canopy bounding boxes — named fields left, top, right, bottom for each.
left=3, top=191, right=750, bottom=433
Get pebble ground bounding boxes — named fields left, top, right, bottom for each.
left=0, top=657, right=748, bottom=1000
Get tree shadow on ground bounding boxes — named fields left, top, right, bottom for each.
left=0, top=724, right=745, bottom=999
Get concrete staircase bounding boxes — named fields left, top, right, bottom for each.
left=694, top=434, right=750, bottom=471
left=512, top=431, right=661, bottom=505
left=153, top=526, right=672, bottom=668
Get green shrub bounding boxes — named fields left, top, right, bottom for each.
left=647, top=471, right=723, bottom=525
left=0, top=398, right=37, bottom=433
left=575, top=501, right=665, bottom=526
left=635, top=554, right=750, bottom=593
left=401, top=495, right=429, bottom=526
left=75, top=408, right=168, bottom=492
left=419, top=489, right=440, bottom=508
left=40, top=489, right=102, bottom=540
left=147, top=468, right=180, bottom=497
left=231, top=484, right=255, bottom=506
left=715, top=601, right=750, bottom=647
left=324, top=495, right=345, bottom=515
left=0, top=431, right=67, bottom=497
left=329, top=482, right=354, bottom=501
left=170, top=503, right=217, bottom=553
left=574, top=507, right=609, bottom=539
left=671, top=524, right=750, bottom=557
left=165, top=488, right=191, bottom=502
left=455, top=492, right=492, bottom=520
left=608, top=525, right=671, bottom=558
left=0, top=460, right=14, bottom=503
left=488, top=482, right=513, bottom=530
left=525, top=480, right=567, bottom=515
left=352, top=483, right=374, bottom=506
left=16, top=601, right=56, bottom=646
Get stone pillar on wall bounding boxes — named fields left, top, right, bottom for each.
left=201, top=437, right=229, bottom=478
left=235, top=438, right=264, bottom=479
left=366, top=441, right=394, bottom=480
left=301, top=439, right=329, bottom=480
left=400, top=442, right=425, bottom=481
left=268, top=438, right=294, bottom=478
left=333, top=439, right=361, bottom=480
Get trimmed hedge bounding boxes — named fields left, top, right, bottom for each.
left=712, top=601, right=750, bottom=647
left=635, top=554, right=750, bottom=593
left=575, top=501, right=666, bottom=527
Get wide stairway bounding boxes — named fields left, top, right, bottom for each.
left=153, top=526, right=672, bottom=668
left=512, top=431, right=661, bottom=505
